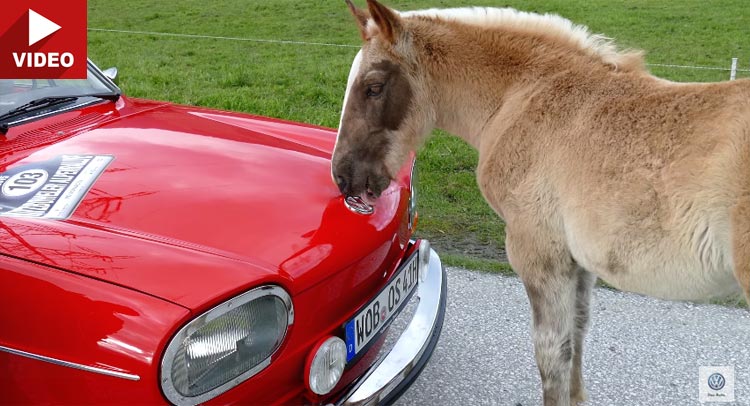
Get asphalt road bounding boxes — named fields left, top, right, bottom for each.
left=395, top=267, right=750, bottom=406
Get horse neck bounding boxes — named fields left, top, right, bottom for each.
left=419, top=23, right=598, bottom=149
left=429, top=69, right=517, bottom=149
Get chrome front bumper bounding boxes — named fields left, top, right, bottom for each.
left=334, top=245, right=447, bottom=406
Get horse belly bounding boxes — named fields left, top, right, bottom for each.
left=601, top=256, right=739, bottom=301
left=566, top=226, right=740, bottom=301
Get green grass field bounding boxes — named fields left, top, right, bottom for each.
left=88, top=0, right=749, bottom=292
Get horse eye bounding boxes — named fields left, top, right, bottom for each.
left=366, top=83, right=384, bottom=97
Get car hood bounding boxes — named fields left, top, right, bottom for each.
left=0, top=98, right=411, bottom=310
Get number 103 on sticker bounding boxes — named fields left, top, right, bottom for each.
left=1, top=170, right=49, bottom=197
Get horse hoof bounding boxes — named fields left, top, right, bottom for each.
left=571, top=389, right=588, bottom=404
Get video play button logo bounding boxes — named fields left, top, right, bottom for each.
left=0, top=1, right=87, bottom=79
left=28, top=10, right=61, bottom=47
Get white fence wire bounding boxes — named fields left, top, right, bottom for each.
left=88, top=28, right=360, bottom=48
left=648, top=58, right=750, bottom=81
left=88, top=28, right=750, bottom=80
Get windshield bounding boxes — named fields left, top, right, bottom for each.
left=0, top=61, right=119, bottom=117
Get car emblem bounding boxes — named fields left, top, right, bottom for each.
left=344, top=195, right=374, bottom=215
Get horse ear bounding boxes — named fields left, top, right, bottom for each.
left=365, top=0, right=401, bottom=44
left=346, top=0, right=370, bottom=40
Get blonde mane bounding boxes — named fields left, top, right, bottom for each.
left=399, top=7, right=643, bottom=71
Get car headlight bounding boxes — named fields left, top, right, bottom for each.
left=161, top=285, right=293, bottom=406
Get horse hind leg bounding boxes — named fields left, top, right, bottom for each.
left=508, top=228, right=579, bottom=406
left=570, top=267, right=597, bottom=404
left=731, top=196, right=750, bottom=305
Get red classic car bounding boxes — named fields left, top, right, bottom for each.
left=0, top=61, right=446, bottom=405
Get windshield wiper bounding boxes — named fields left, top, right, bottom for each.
left=0, top=92, right=120, bottom=134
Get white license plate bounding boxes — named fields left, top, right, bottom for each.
left=345, top=250, right=420, bottom=361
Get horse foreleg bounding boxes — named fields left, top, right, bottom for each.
left=507, top=229, right=578, bottom=406
left=570, top=267, right=597, bottom=404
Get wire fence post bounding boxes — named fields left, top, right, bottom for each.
left=730, top=57, right=738, bottom=80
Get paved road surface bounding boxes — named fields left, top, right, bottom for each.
left=395, top=267, right=750, bottom=406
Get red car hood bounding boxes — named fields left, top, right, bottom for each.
left=0, top=98, right=411, bottom=310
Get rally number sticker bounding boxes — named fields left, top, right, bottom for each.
left=0, top=155, right=113, bottom=219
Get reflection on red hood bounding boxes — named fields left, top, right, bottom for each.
left=0, top=97, right=412, bottom=310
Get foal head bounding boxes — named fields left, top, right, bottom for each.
left=331, top=0, right=433, bottom=205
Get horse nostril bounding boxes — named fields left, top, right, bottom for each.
left=336, top=175, right=349, bottom=194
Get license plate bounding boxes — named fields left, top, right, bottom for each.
left=344, top=250, right=420, bottom=362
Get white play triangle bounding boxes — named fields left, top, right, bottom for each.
left=28, top=9, right=61, bottom=47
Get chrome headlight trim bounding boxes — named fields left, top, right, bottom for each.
left=160, top=285, right=294, bottom=406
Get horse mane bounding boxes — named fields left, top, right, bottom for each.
left=399, top=7, right=645, bottom=72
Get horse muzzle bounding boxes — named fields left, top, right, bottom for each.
left=331, top=160, right=391, bottom=206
